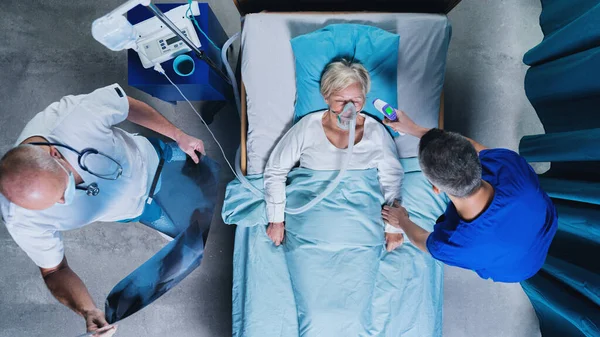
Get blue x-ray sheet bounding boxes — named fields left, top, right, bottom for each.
left=222, top=158, right=449, bottom=337
left=105, top=154, right=220, bottom=324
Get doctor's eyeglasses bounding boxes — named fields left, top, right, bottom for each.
left=29, top=142, right=123, bottom=180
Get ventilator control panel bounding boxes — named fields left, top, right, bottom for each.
left=134, top=3, right=202, bottom=69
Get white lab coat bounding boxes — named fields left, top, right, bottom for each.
left=0, top=84, right=159, bottom=268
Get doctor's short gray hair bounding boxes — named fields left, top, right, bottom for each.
left=0, top=145, right=63, bottom=196
left=418, top=129, right=482, bottom=198
left=320, top=59, right=371, bottom=99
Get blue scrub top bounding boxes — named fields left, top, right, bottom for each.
left=426, top=149, right=558, bottom=282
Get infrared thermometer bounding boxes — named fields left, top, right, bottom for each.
left=373, top=99, right=397, bottom=121
left=373, top=99, right=405, bottom=136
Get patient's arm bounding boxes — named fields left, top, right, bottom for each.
left=376, top=127, right=404, bottom=234
left=264, top=121, right=306, bottom=224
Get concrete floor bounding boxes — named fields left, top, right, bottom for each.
left=443, top=0, right=545, bottom=336
left=0, top=0, right=543, bottom=336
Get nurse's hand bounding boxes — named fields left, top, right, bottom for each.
left=382, top=201, right=410, bottom=230
left=174, top=130, right=206, bottom=164
left=267, top=222, right=285, bottom=246
left=85, top=308, right=117, bottom=336
left=383, top=109, right=429, bottom=138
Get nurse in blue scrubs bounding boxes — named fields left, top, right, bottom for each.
left=382, top=110, right=558, bottom=283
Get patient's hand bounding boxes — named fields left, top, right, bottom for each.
left=385, top=232, right=405, bottom=252
left=267, top=222, right=285, bottom=246
left=382, top=201, right=410, bottom=230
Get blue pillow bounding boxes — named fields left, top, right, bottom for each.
left=291, top=24, right=399, bottom=135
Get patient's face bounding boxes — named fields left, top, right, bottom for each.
left=326, top=82, right=365, bottom=114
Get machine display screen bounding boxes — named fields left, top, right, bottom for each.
left=166, top=36, right=181, bottom=45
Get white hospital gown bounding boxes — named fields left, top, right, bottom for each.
left=264, top=111, right=404, bottom=233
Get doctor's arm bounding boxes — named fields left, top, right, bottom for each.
left=40, top=258, right=116, bottom=335
left=126, top=97, right=205, bottom=163
left=6, top=222, right=115, bottom=334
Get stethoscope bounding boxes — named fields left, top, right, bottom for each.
left=29, top=142, right=124, bottom=196
left=79, top=182, right=101, bottom=197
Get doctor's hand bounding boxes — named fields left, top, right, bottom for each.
left=382, top=201, right=411, bottom=230
left=383, top=109, right=429, bottom=138
left=174, top=130, right=206, bottom=164
left=84, top=308, right=117, bottom=336
left=267, top=222, right=285, bottom=246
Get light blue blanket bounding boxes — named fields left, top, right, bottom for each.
left=222, top=158, right=449, bottom=337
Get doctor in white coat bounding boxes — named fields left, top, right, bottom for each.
left=0, top=84, right=205, bottom=336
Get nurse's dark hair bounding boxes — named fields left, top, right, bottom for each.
left=418, top=129, right=482, bottom=198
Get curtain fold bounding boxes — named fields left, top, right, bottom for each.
left=519, top=0, right=600, bottom=336
left=539, top=178, right=600, bottom=205
left=520, top=129, right=600, bottom=162
left=554, top=201, right=600, bottom=244
left=542, top=256, right=600, bottom=307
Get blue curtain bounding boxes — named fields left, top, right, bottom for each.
left=519, top=0, right=600, bottom=336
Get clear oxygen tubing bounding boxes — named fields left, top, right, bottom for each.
left=222, top=32, right=242, bottom=122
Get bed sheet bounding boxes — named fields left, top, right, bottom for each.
left=242, top=13, right=451, bottom=174
left=225, top=158, right=449, bottom=336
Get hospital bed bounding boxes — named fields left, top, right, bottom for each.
left=230, top=10, right=452, bottom=337
left=239, top=13, right=449, bottom=174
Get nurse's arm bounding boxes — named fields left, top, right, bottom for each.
left=467, top=138, right=487, bottom=154
left=382, top=110, right=487, bottom=154
left=399, top=220, right=431, bottom=253
left=126, top=97, right=205, bottom=162
left=40, top=257, right=115, bottom=334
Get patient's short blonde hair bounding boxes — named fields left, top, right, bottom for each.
left=320, top=59, right=371, bottom=99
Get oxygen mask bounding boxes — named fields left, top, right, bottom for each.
left=334, top=102, right=358, bottom=130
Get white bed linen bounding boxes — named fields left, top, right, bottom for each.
left=241, top=13, right=451, bottom=174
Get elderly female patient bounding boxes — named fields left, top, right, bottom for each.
left=264, top=59, right=405, bottom=252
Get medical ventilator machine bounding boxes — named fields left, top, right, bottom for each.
left=91, top=0, right=367, bottom=215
